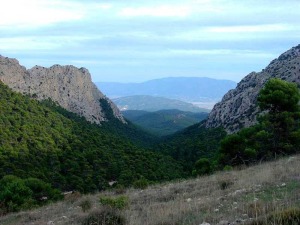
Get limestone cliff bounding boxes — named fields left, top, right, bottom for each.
left=0, top=55, right=125, bottom=124
left=206, top=44, right=300, bottom=133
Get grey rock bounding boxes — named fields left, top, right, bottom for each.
left=217, top=220, right=229, bottom=225
left=199, top=223, right=211, bottom=225
left=0, top=55, right=125, bottom=124
left=206, top=44, right=300, bottom=133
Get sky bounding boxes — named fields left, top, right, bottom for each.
left=1, top=0, right=300, bottom=83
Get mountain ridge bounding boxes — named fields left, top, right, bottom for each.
left=206, top=44, right=300, bottom=133
left=113, top=95, right=209, bottom=113
left=0, top=55, right=124, bottom=124
left=96, top=77, right=237, bottom=102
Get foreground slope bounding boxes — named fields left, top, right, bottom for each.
left=206, top=44, right=300, bottom=133
left=2, top=154, right=299, bottom=225
left=0, top=82, right=183, bottom=193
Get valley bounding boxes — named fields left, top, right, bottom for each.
left=0, top=44, right=300, bottom=224
left=122, top=109, right=208, bottom=136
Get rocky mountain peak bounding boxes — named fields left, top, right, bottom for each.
left=206, top=44, right=300, bottom=133
left=0, top=55, right=125, bottom=124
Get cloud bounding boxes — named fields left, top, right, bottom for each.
left=1, top=0, right=300, bottom=83
left=207, top=24, right=295, bottom=33
left=119, top=5, right=192, bottom=18
left=0, top=0, right=113, bottom=29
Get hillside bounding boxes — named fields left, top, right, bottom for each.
left=122, top=109, right=208, bottom=136
left=0, top=82, right=184, bottom=193
left=96, top=77, right=236, bottom=102
left=1, top=155, right=299, bottom=225
left=158, top=123, right=226, bottom=172
left=113, top=95, right=209, bottom=112
left=0, top=55, right=124, bottom=124
left=206, top=44, right=300, bottom=133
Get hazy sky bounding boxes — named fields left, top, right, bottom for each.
left=1, top=0, right=300, bottom=83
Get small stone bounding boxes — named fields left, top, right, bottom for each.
left=47, top=221, right=54, bottom=225
left=214, top=208, right=219, bottom=212
left=186, top=198, right=192, bottom=202
left=199, top=222, right=210, bottom=225
left=218, top=220, right=229, bottom=225
left=281, top=183, right=286, bottom=187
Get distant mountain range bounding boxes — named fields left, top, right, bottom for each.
left=95, top=77, right=237, bottom=102
left=112, top=95, right=209, bottom=113
left=123, top=109, right=208, bottom=136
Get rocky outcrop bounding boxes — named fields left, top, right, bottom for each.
left=0, top=55, right=125, bottom=124
left=206, top=44, right=300, bottom=133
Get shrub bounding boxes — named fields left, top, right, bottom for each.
left=79, top=198, right=92, bottom=212
left=133, top=178, right=149, bottom=190
left=99, top=196, right=129, bottom=210
left=223, top=165, right=233, bottom=171
left=24, top=178, right=63, bottom=203
left=64, top=191, right=82, bottom=203
left=219, top=180, right=233, bottom=190
left=193, top=158, right=212, bottom=176
left=81, top=207, right=126, bottom=225
left=0, top=175, right=62, bottom=213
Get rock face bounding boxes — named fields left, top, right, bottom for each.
left=0, top=55, right=125, bottom=124
left=206, top=44, right=300, bottom=133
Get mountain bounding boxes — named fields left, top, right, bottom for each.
left=122, top=109, right=208, bottom=136
left=113, top=95, right=209, bottom=113
left=95, top=77, right=237, bottom=102
left=206, top=44, right=300, bottom=133
left=0, top=55, right=124, bottom=124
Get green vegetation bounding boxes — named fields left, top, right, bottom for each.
left=99, top=195, right=129, bottom=210
left=159, top=124, right=226, bottom=173
left=123, top=109, right=208, bottom=136
left=192, top=158, right=212, bottom=176
left=1, top=76, right=300, bottom=219
left=0, top=82, right=184, bottom=197
left=0, top=175, right=62, bottom=214
left=219, top=78, right=300, bottom=167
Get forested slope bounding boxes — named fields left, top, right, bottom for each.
left=0, top=82, right=184, bottom=193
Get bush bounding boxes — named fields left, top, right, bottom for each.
left=193, top=158, right=212, bottom=176
left=0, top=175, right=62, bottom=213
left=223, top=165, right=233, bottom=171
left=79, top=198, right=92, bottom=212
left=99, top=196, right=129, bottom=210
left=0, top=175, right=33, bottom=212
left=81, top=207, right=126, bottom=225
left=133, top=178, right=149, bottom=189
left=24, top=178, right=63, bottom=203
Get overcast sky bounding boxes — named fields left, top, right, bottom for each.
left=1, top=0, right=300, bottom=83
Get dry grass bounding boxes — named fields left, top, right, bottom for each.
left=0, top=155, right=299, bottom=225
